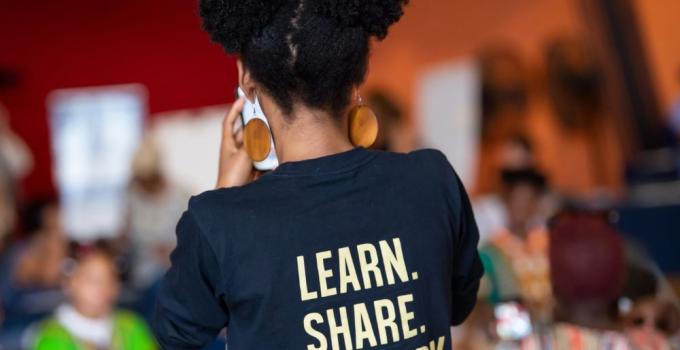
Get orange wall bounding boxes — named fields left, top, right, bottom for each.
left=633, top=0, right=680, bottom=113
left=365, top=0, right=584, bottom=121
left=364, top=0, right=628, bottom=197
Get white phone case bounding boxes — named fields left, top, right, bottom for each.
left=236, top=88, right=279, bottom=171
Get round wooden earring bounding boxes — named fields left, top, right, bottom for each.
left=348, top=105, right=378, bottom=148
left=243, top=118, right=272, bottom=162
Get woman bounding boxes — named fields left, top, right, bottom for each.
left=153, top=1, right=483, bottom=349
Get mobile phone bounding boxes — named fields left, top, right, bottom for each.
left=235, top=87, right=279, bottom=171
left=494, top=301, right=532, bottom=341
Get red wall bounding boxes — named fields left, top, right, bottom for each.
left=0, top=0, right=238, bottom=199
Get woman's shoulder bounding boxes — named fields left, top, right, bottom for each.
left=367, top=149, right=463, bottom=197
left=183, top=176, right=289, bottom=235
left=375, top=148, right=455, bottom=177
left=385, top=148, right=449, bottom=166
left=186, top=148, right=459, bottom=217
left=404, top=148, right=449, bottom=161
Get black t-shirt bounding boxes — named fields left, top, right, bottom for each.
left=153, top=148, right=483, bottom=350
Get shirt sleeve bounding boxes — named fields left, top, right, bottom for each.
left=442, top=155, right=484, bottom=326
left=152, top=207, right=229, bottom=349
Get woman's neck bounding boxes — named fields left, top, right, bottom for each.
left=273, top=106, right=354, bottom=163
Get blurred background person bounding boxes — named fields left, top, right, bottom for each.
left=10, top=199, right=65, bottom=291
left=0, top=176, right=16, bottom=261
left=0, top=73, right=36, bottom=334
left=454, top=168, right=551, bottom=350
left=473, top=135, right=555, bottom=244
left=478, top=168, right=553, bottom=323
left=0, top=101, right=32, bottom=255
left=0, top=103, right=33, bottom=187
left=123, top=136, right=188, bottom=292
left=522, top=212, right=630, bottom=350
left=0, top=197, right=67, bottom=346
left=619, top=264, right=679, bottom=350
left=31, top=241, right=156, bottom=350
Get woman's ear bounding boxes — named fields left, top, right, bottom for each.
left=237, top=58, right=256, bottom=102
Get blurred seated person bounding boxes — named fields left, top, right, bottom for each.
left=12, top=198, right=65, bottom=288
left=32, top=242, right=156, bottom=350
left=0, top=179, right=15, bottom=260
left=0, top=101, right=31, bottom=256
left=479, top=168, right=552, bottom=321
left=0, top=197, right=66, bottom=330
left=522, top=213, right=630, bottom=349
left=0, top=102, right=33, bottom=182
left=124, top=137, right=188, bottom=290
left=366, top=89, right=414, bottom=152
left=474, top=135, right=536, bottom=243
left=0, top=162, right=17, bottom=260
left=0, top=150, right=19, bottom=326
left=0, top=102, right=33, bottom=253
left=619, top=265, right=678, bottom=350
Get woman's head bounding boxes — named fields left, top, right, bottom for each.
left=200, top=0, right=408, bottom=121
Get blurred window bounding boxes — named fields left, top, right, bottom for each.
left=48, top=84, right=146, bottom=240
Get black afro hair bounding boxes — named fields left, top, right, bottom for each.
left=199, top=0, right=408, bottom=117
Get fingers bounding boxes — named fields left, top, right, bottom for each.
left=221, top=98, right=246, bottom=151
left=224, top=97, right=245, bottom=133
left=216, top=148, right=254, bottom=189
left=234, top=128, right=244, bottom=147
left=233, top=147, right=251, bottom=166
left=215, top=97, right=260, bottom=189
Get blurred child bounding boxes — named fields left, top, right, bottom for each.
left=32, top=242, right=156, bottom=350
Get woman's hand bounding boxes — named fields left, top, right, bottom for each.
left=216, top=98, right=256, bottom=188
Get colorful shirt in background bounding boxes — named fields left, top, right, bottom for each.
left=522, top=323, right=631, bottom=350
left=480, top=227, right=552, bottom=320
